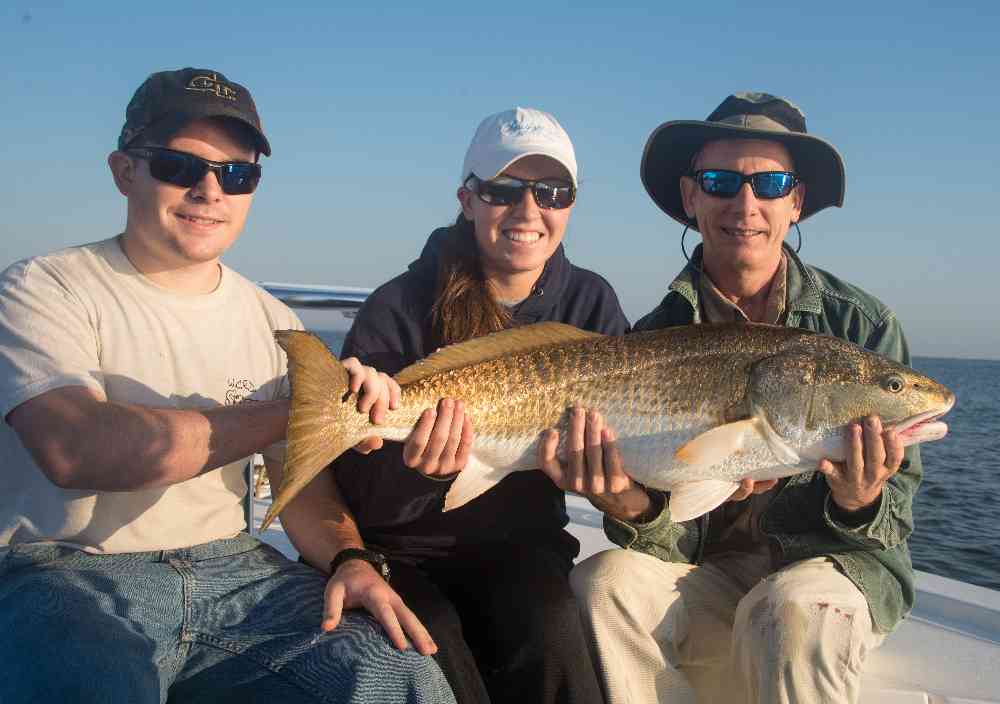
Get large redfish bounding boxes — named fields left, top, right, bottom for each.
left=261, top=322, right=953, bottom=528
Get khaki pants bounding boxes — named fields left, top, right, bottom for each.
left=570, top=550, right=884, bottom=704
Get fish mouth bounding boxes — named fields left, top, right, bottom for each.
left=890, top=398, right=955, bottom=446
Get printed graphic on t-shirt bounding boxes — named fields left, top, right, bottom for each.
left=226, top=378, right=257, bottom=405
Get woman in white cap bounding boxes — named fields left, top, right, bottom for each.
left=324, top=108, right=625, bottom=704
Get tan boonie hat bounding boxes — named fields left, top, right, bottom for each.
left=641, top=92, right=845, bottom=229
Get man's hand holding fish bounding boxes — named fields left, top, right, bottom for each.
left=818, top=415, right=906, bottom=514
left=537, top=406, right=653, bottom=523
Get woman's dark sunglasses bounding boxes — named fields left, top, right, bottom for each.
left=127, top=147, right=262, bottom=195
left=692, top=170, right=799, bottom=200
left=469, top=175, right=576, bottom=210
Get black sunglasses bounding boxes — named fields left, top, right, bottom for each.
left=127, top=147, right=262, bottom=195
left=469, top=175, right=576, bottom=210
left=691, top=170, right=799, bottom=200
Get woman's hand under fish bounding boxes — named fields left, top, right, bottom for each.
left=322, top=557, right=437, bottom=656
left=537, top=406, right=654, bottom=523
left=340, top=356, right=401, bottom=455
left=402, top=398, right=475, bottom=476
left=818, top=414, right=905, bottom=514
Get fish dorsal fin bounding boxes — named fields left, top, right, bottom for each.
left=395, top=322, right=602, bottom=386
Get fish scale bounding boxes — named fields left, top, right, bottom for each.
left=262, top=322, right=954, bottom=528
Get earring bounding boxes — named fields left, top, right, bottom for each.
left=680, top=225, right=704, bottom=274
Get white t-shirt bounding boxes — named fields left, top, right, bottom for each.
left=0, top=236, right=303, bottom=553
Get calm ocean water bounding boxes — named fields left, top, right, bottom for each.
left=318, top=329, right=999, bottom=591
left=908, top=356, right=1000, bottom=591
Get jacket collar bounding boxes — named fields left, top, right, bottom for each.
left=509, top=242, right=570, bottom=323
left=668, top=242, right=824, bottom=320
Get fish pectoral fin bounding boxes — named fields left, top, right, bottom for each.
left=442, top=455, right=511, bottom=512
left=668, top=479, right=740, bottom=522
left=674, top=419, right=760, bottom=469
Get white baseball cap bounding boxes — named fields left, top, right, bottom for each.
left=460, top=107, right=578, bottom=188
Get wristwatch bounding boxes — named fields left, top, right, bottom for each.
left=329, top=548, right=390, bottom=583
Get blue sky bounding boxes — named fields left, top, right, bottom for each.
left=2, top=1, right=998, bottom=359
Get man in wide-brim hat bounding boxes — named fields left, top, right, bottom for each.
left=642, top=91, right=845, bottom=228
left=566, top=93, right=923, bottom=704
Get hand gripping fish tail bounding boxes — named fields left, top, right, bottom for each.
left=262, top=330, right=374, bottom=529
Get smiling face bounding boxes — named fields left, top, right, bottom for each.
left=458, top=154, right=573, bottom=300
left=110, top=118, right=256, bottom=291
left=680, top=139, right=804, bottom=278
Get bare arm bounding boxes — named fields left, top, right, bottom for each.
left=264, top=454, right=365, bottom=566
left=8, top=385, right=288, bottom=491
left=267, top=455, right=436, bottom=655
left=7, top=355, right=398, bottom=492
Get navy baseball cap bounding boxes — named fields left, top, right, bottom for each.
left=118, top=67, right=271, bottom=156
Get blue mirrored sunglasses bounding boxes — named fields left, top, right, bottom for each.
left=692, top=170, right=799, bottom=200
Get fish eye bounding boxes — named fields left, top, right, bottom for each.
left=884, top=375, right=905, bottom=393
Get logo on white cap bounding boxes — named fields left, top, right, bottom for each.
left=461, top=107, right=578, bottom=187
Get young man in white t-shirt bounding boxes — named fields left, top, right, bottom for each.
left=0, top=67, right=454, bottom=704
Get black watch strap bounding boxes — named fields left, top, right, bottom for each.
left=329, top=548, right=390, bottom=582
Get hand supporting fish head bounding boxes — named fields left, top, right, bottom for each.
left=748, top=338, right=955, bottom=463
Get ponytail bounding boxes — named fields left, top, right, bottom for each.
left=431, top=215, right=512, bottom=347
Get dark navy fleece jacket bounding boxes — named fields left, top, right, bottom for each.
left=333, top=225, right=629, bottom=564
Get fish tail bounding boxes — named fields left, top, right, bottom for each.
left=261, top=330, right=369, bottom=529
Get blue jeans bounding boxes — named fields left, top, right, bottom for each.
left=0, top=533, right=455, bottom=704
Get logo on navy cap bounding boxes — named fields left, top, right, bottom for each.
left=186, top=73, right=238, bottom=101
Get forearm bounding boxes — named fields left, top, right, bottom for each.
left=266, top=458, right=365, bottom=573
left=11, top=386, right=289, bottom=491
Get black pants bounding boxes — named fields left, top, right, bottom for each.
left=387, top=542, right=605, bottom=704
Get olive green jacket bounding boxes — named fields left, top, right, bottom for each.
left=605, top=244, right=921, bottom=633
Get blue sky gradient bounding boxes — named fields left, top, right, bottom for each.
left=2, top=1, right=998, bottom=358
